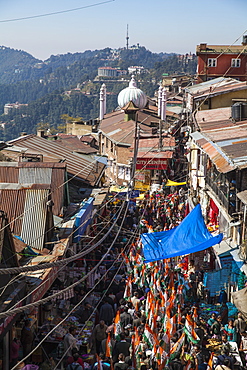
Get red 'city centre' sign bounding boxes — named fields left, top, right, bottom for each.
left=136, top=158, right=168, bottom=170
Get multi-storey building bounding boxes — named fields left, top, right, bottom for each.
left=196, top=36, right=247, bottom=83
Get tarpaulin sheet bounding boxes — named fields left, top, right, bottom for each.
left=142, top=204, right=223, bottom=263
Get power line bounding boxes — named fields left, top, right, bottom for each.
left=1, top=136, right=147, bottom=316
left=11, top=248, right=127, bottom=370
left=0, top=140, right=163, bottom=276
left=0, top=0, right=115, bottom=23
left=12, top=194, right=145, bottom=369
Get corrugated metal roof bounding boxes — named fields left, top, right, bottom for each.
left=5, top=134, right=104, bottom=186
left=185, top=77, right=238, bottom=95
left=196, top=107, right=231, bottom=125
left=19, top=167, right=52, bottom=184
left=191, top=132, right=235, bottom=173
left=0, top=188, right=49, bottom=250
left=0, top=189, right=25, bottom=235
left=130, top=137, right=175, bottom=151
left=137, top=151, right=174, bottom=159
left=0, top=162, right=65, bottom=217
left=55, top=136, right=97, bottom=154
left=0, top=165, right=19, bottom=183
left=194, top=82, right=247, bottom=100
left=21, top=189, right=49, bottom=251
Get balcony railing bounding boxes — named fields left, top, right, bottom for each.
left=206, top=174, right=229, bottom=211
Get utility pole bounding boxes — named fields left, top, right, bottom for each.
left=159, top=119, right=163, bottom=151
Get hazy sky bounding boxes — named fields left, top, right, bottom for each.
left=1, top=0, right=247, bottom=61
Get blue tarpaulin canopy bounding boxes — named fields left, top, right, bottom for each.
left=142, top=204, right=223, bottom=263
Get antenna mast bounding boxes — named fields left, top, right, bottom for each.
left=126, top=24, right=129, bottom=50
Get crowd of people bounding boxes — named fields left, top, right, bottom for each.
left=14, top=189, right=247, bottom=370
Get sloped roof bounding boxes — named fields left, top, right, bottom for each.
left=196, top=107, right=232, bottom=126
left=185, top=77, right=240, bottom=96
left=4, top=134, right=104, bottom=186
left=130, top=137, right=175, bottom=151
left=193, top=81, right=247, bottom=100
left=190, top=129, right=247, bottom=173
left=55, top=135, right=97, bottom=154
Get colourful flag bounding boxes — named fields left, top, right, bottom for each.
left=143, top=324, right=158, bottom=349
left=184, top=315, right=200, bottom=344
left=105, top=332, right=112, bottom=358
left=184, top=360, right=192, bottom=370
left=207, top=352, right=214, bottom=370
left=157, top=346, right=167, bottom=370
left=169, top=332, right=185, bottom=360
left=96, top=354, right=103, bottom=370
left=124, top=276, right=132, bottom=299
left=114, top=310, right=121, bottom=340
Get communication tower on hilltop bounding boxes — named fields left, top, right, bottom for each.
left=126, top=24, right=129, bottom=50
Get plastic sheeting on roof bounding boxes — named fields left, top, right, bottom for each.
left=142, top=204, right=223, bottom=263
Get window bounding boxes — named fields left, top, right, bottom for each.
left=208, top=58, right=217, bottom=67
left=231, top=58, right=241, bottom=68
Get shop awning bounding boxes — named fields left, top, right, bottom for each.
left=142, top=204, right=223, bottom=263
left=165, top=179, right=186, bottom=186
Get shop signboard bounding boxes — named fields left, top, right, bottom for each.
left=135, top=172, right=145, bottom=181
left=136, top=158, right=168, bottom=170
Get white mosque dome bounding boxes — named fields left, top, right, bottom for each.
left=118, top=76, right=147, bottom=109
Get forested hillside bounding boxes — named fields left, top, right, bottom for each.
left=0, top=45, right=197, bottom=141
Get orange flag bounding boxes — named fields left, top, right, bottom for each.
left=207, top=352, right=214, bottom=370
left=105, top=332, right=112, bottom=358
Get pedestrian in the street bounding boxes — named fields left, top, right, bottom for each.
left=114, top=353, right=128, bottom=370
left=64, top=327, right=79, bottom=358
left=100, top=300, right=115, bottom=325
left=92, top=320, right=108, bottom=354
left=113, top=333, right=130, bottom=363
left=21, top=320, right=33, bottom=362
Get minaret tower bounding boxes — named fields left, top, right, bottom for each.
left=126, top=24, right=129, bottom=50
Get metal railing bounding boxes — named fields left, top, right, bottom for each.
left=206, top=174, right=229, bottom=210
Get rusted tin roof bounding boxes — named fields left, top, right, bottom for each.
left=54, top=136, right=97, bottom=154
left=0, top=162, right=66, bottom=216
left=191, top=132, right=235, bottom=173
left=4, top=134, right=104, bottom=186
left=130, top=137, right=175, bottom=151
left=0, top=188, right=49, bottom=250
left=196, top=107, right=231, bottom=126
left=137, top=151, right=174, bottom=159
left=194, top=81, right=247, bottom=100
